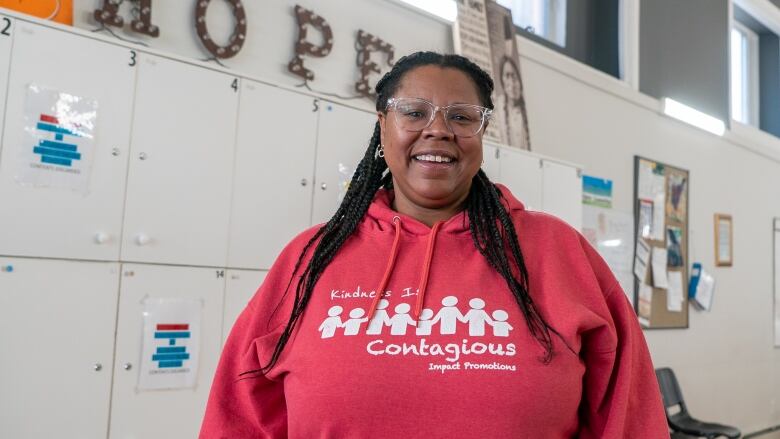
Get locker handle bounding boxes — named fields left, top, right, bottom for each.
left=320, top=183, right=327, bottom=191
left=94, top=232, right=110, bottom=245
left=93, top=363, right=102, bottom=372
left=135, top=234, right=151, bottom=246
left=123, top=363, right=133, bottom=371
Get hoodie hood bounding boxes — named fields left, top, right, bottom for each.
left=361, top=183, right=526, bottom=237
left=361, top=184, right=526, bottom=322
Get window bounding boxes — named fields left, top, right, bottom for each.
left=497, top=0, right=567, bottom=47
left=497, top=0, right=621, bottom=79
left=730, top=21, right=760, bottom=126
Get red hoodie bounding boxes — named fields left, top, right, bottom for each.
left=201, top=185, right=669, bottom=438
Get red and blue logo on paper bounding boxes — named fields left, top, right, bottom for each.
left=152, top=324, right=191, bottom=368
left=33, top=114, right=83, bottom=167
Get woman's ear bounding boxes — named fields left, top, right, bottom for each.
left=377, top=112, right=386, bottom=145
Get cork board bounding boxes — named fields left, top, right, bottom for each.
left=633, top=156, right=689, bottom=329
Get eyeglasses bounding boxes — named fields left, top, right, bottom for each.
left=385, top=97, right=492, bottom=138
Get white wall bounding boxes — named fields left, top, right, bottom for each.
left=519, top=36, right=780, bottom=433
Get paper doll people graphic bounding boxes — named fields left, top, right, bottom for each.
left=490, top=310, right=513, bottom=337
left=366, top=299, right=392, bottom=335
left=416, top=308, right=435, bottom=336
left=319, top=306, right=344, bottom=339
left=343, top=308, right=369, bottom=336
left=431, top=296, right=466, bottom=335
left=464, top=298, right=494, bottom=336
left=388, top=303, right=416, bottom=335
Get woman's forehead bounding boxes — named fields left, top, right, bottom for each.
left=395, top=65, right=481, bottom=103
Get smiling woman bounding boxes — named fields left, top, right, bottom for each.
left=200, top=51, right=669, bottom=439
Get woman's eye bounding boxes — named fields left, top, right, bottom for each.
left=403, top=110, right=425, bottom=119
left=450, top=113, right=474, bottom=122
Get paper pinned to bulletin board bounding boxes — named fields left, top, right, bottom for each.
left=138, top=298, right=202, bottom=391
left=633, top=156, right=690, bottom=329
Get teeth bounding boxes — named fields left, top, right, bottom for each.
left=415, top=154, right=452, bottom=163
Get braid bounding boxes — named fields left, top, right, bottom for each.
left=467, top=171, right=558, bottom=362
left=247, top=51, right=556, bottom=375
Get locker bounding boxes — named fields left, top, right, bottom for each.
left=311, top=101, right=377, bottom=225
left=0, top=257, right=119, bottom=438
left=228, top=81, right=316, bottom=270
left=0, top=13, right=14, bottom=156
left=109, top=263, right=225, bottom=439
left=121, top=54, right=239, bottom=267
left=481, top=142, right=500, bottom=182
left=223, top=269, right=267, bottom=345
left=0, top=22, right=136, bottom=261
left=498, top=147, right=543, bottom=211
left=542, top=159, right=583, bottom=229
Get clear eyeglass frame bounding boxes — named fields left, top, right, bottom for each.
left=385, top=97, right=493, bottom=138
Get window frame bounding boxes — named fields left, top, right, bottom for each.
left=731, top=19, right=761, bottom=126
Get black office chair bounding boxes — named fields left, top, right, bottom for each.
left=655, top=367, right=741, bottom=439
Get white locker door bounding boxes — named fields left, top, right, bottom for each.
left=122, top=54, right=238, bottom=267
left=0, top=22, right=135, bottom=260
left=0, top=14, right=14, bottom=156
left=541, top=160, right=583, bottom=229
left=481, top=142, right=500, bottom=182
left=311, top=101, right=376, bottom=225
left=498, top=148, right=542, bottom=210
left=0, top=257, right=119, bottom=439
left=228, top=81, right=316, bottom=269
left=110, top=263, right=225, bottom=439
left=223, top=269, right=267, bottom=345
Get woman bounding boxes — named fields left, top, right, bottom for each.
left=200, top=52, right=668, bottom=438
left=495, top=55, right=530, bottom=149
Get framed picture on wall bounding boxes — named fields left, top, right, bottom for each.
left=714, top=214, right=733, bottom=267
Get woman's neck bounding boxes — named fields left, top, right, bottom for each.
left=391, top=190, right=468, bottom=228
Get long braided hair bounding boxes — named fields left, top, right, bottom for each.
left=258, top=51, right=557, bottom=373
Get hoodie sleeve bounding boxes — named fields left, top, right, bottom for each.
left=200, top=229, right=317, bottom=439
left=577, top=239, right=670, bottom=439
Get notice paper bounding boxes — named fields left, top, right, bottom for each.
left=694, top=270, right=716, bottom=311
left=667, top=270, right=684, bottom=312
left=138, top=298, right=202, bottom=391
left=634, top=238, right=651, bottom=282
left=638, top=283, right=653, bottom=324
left=651, top=247, right=669, bottom=289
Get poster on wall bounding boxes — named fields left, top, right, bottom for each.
left=15, top=84, right=97, bottom=195
left=138, top=298, right=202, bottom=391
left=485, top=1, right=530, bottom=150
left=582, top=175, right=613, bottom=208
left=452, top=0, right=504, bottom=144
left=582, top=204, right=634, bottom=304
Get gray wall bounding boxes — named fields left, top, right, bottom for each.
left=640, top=0, right=730, bottom=125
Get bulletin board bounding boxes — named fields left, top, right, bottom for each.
left=633, top=156, right=690, bottom=329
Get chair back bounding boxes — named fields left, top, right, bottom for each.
left=655, top=367, right=688, bottom=415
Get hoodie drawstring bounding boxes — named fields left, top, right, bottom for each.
left=414, top=221, right=442, bottom=322
left=367, top=216, right=402, bottom=322
left=366, top=216, right=443, bottom=324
